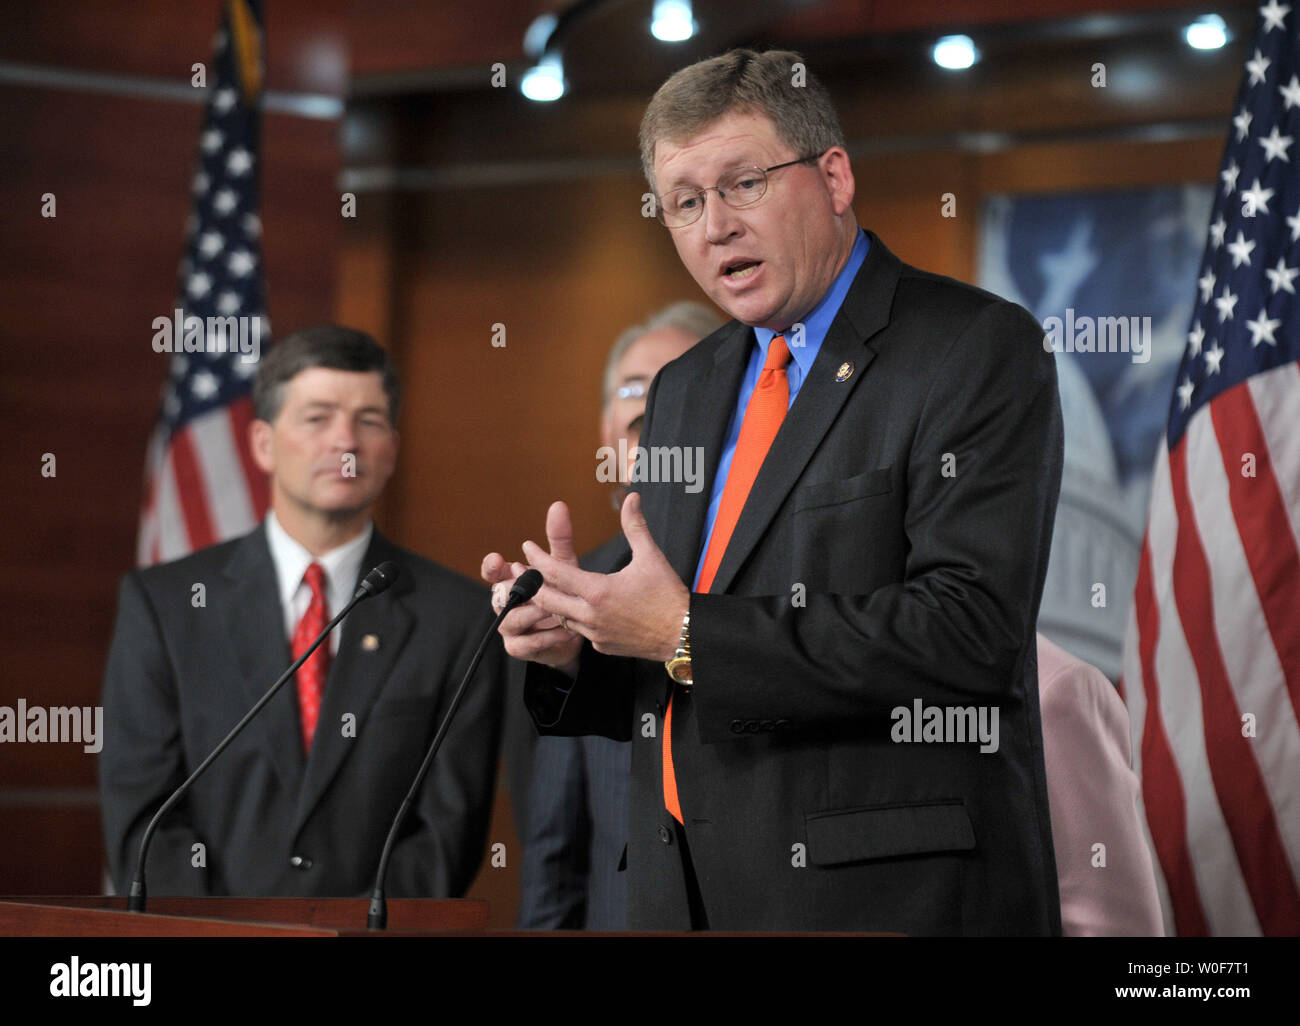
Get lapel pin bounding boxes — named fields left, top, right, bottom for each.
left=361, top=634, right=380, bottom=652
left=835, top=360, right=854, bottom=382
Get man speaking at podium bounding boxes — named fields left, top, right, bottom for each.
left=485, top=50, right=1064, bottom=934
left=100, top=325, right=503, bottom=898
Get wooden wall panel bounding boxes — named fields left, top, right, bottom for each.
left=0, top=2, right=343, bottom=895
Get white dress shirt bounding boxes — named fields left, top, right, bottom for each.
left=265, top=511, right=373, bottom=655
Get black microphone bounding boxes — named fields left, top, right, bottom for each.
left=126, top=560, right=401, bottom=912
left=366, top=568, right=543, bottom=929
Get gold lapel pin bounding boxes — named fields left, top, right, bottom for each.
left=835, top=360, right=854, bottom=382
left=361, top=634, right=380, bottom=652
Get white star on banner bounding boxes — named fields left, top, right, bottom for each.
left=226, top=148, right=253, bottom=176
left=1266, top=255, right=1300, bottom=293
left=217, top=290, right=242, bottom=315
left=1247, top=48, right=1272, bottom=86
left=227, top=250, right=256, bottom=276
left=1228, top=231, right=1258, bottom=267
left=1259, top=125, right=1294, bottom=162
left=1210, top=216, right=1228, bottom=247
left=198, top=231, right=224, bottom=259
left=1261, top=0, right=1291, bottom=33
left=1221, top=161, right=1241, bottom=195
left=1235, top=107, right=1254, bottom=140
left=1177, top=377, right=1195, bottom=409
left=1244, top=308, right=1282, bottom=345
left=1204, top=342, right=1226, bottom=374
left=1280, top=74, right=1300, bottom=109
left=200, top=128, right=223, bottom=154
left=1215, top=285, right=1240, bottom=321
left=1287, top=208, right=1300, bottom=241
left=191, top=370, right=220, bottom=400
left=213, top=87, right=237, bottom=114
left=1188, top=323, right=1206, bottom=356
left=1198, top=269, right=1217, bottom=302
left=187, top=271, right=212, bottom=299
left=1241, top=178, right=1276, bottom=216
left=213, top=189, right=238, bottom=215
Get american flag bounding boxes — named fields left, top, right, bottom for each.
left=136, top=0, right=271, bottom=565
left=1121, top=0, right=1300, bottom=936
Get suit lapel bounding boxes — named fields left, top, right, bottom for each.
left=291, top=531, right=414, bottom=834
left=651, top=320, right=753, bottom=586
left=221, top=526, right=305, bottom=796
left=708, top=234, right=901, bottom=594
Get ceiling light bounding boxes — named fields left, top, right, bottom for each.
left=933, top=34, right=978, bottom=70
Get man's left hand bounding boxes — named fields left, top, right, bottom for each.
left=522, top=491, right=688, bottom=663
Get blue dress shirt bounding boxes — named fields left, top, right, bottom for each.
left=692, top=229, right=870, bottom=588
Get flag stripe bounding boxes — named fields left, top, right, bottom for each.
left=1168, top=438, right=1300, bottom=934
left=1148, top=441, right=1257, bottom=935
left=1248, top=364, right=1300, bottom=552
left=1133, top=532, right=1211, bottom=936
left=227, top=395, right=269, bottom=515
left=154, top=450, right=192, bottom=563
left=190, top=407, right=257, bottom=538
left=169, top=427, right=218, bottom=553
left=1191, top=400, right=1300, bottom=885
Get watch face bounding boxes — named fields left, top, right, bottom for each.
left=668, top=659, right=692, bottom=684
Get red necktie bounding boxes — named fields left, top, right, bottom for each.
left=664, top=334, right=792, bottom=823
left=292, top=562, right=331, bottom=752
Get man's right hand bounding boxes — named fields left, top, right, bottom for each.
left=481, top=500, right=584, bottom=678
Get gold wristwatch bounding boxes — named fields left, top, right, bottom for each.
left=663, top=610, right=692, bottom=687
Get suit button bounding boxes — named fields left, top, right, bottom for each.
left=658, top=825, right=673, bottom=845
left=290, top=855, right=313, bottom=870
left=730, top=719, right=744, bottom=734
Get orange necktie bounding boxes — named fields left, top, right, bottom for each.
left=663, top=334, right=791, bottom=822
left=292, top=562, right=331, bottom=752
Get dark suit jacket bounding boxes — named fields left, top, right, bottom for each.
left=517, top=534, right=632, bottom=929
left=99, top=524, right=504, bottom=898
left=525, top=232, right=1064, bottom=934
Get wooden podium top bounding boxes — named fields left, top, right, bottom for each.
left=0, top=896, right=488, bottom=937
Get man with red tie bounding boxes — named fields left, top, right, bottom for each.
left=484, top=49, right=1063, bottom=934
left=101, top=325, right=503, bottom=897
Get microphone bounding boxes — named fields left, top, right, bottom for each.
left=126, top=560, right=402, bottom=912
left=355, top=560, right=399, bottom=600
left=366, top=568, right=543, bottom=929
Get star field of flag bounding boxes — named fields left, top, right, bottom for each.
left=161, top=24, right=269, bottom=433
left=137, top=0, right=271, bottom=566
left=1170, top=0, right=1300, bottom=446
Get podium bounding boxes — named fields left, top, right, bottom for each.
left=0, top=896, right=487, bottom=936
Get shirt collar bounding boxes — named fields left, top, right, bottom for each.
left=753, top=228, right=870, bottom=371
left=265, top=510, right=374, bottom=609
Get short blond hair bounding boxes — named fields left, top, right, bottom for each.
left=639, top=48, right=846, bottom=195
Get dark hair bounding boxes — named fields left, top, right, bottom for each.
left=252, top=324, right=401, bottom=424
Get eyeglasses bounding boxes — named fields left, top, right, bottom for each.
left=654, top=152, right=824, bottom=229
left=614, top=382, right=647, bottom=400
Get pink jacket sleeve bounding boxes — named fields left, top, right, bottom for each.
left=1037, top=633, right=1165, bottom=936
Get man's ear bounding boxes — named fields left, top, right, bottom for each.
left=249, top=418, right=274, bottom=474
left=820, top=146, right=856, bottom=216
